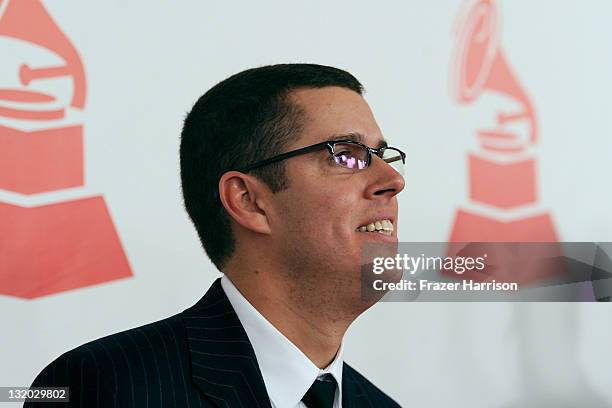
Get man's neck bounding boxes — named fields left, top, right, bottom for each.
left=223, top=264, right=350, bottom=369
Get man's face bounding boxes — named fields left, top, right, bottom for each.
left=267, top=86, right=405, bottom=313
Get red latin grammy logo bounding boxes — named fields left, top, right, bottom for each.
left=447, top=0, right=562, bottom=284
left=0, top=0, right=132, bottom=299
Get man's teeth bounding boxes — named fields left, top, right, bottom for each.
left=356, top=219, right=394, bottom=235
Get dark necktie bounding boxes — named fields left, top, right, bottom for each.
left=302, top=374, right=337, bottom=408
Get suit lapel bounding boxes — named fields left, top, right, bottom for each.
left=342, top=363, right=373, bottom=408
left=182, top=279, right=272, bottom=408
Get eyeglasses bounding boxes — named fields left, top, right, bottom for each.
left=238, top=139, right=406, bottom=174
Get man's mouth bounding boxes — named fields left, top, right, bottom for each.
left=355, top=219, right=394, bottom=236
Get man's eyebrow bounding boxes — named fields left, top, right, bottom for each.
left=324, top=132, right=388, bottom=149
left=325, top=132, right=365, bottom=143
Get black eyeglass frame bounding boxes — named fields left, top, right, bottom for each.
left=237, top=139, right=406, bottom=173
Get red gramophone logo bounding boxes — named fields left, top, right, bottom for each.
left=447, top=0, right=561, bottom=283
left=0, top=0, right=132, bottom=299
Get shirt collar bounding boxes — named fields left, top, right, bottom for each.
left=221, top=275, right=344, bottom=408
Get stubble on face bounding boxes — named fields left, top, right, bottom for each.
left=267, top=86, right=394, bottom=323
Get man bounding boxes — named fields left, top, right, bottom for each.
left=27, top=64, right=405, bottom=407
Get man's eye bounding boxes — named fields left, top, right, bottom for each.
left=334, top=151, right=353, bottom=158
left=333, top=152, right=357, bottom=165
left=332, top=153, right=367, bottom=169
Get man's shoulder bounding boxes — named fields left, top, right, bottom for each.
left=343, top=362, right=401, bottom=407
left=51, top=312, right=185, bottom=370
left=27, top=313, right=193, bottom=407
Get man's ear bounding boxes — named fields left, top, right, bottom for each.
left=218, top=171, right=272, bottom=235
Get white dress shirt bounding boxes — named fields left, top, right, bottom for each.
left=221, top=275, right=344, bottom=408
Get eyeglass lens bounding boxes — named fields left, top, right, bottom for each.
left=332, top=143, right=368, bottom=169
left=332, top=143, right=404, bottom=174
left=381, top=148, right=404, bottom=174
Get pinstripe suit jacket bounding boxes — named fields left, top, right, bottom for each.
left=26, top=279, right=400, bottom=407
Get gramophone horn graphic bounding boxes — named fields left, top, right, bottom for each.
left=446, top=0, right=561, bottom=284
left=0, top=0, right=132, bottom=299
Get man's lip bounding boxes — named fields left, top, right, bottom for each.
left=356, top=230, right=398, bottom=242
left=356, top=215, right=396, bottom=229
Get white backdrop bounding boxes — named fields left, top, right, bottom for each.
left=2, top=1, right=612, bottom=407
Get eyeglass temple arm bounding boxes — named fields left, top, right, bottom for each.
left=375, top=147, right=405, bottom=164
left=237, top=142, right=330, bottom=173
left=383, top=152, right=405, bottom=164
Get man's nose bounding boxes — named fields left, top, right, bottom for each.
left=364, top=155, right=405, bottom=198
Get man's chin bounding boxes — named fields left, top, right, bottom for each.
left=358, top=262, right=402, bottom=306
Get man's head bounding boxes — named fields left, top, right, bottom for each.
left=181, top=64, right=404, bottom=311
